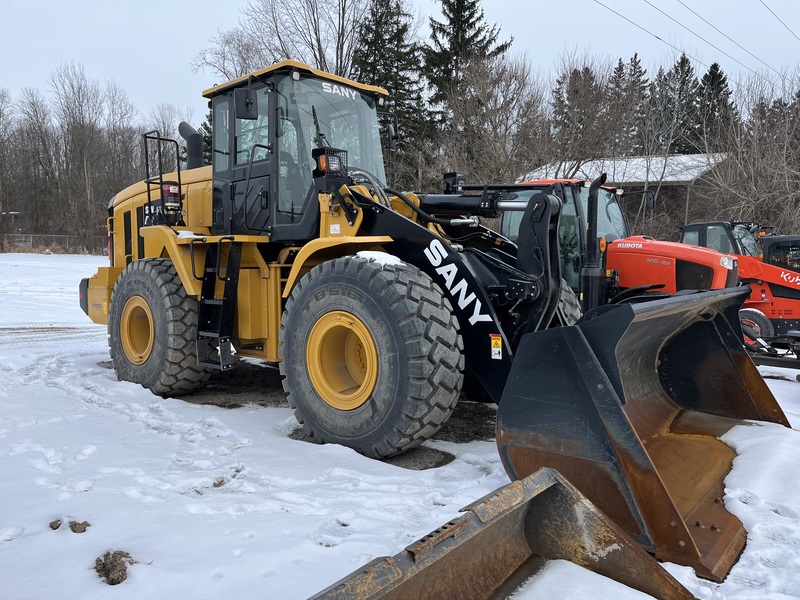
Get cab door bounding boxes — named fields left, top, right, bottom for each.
left=211, top=86, right=274, bottom=235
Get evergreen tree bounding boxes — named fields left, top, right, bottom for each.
left=623, top=54, right=650, bottom=155
left=423, top=0, right=512, bottom=111
left=605, top=55, right=649, bottom=156
left=668, top=54, right=701, bottom=153
left=550, top=65, right=605, bottom=174
left=351, top=0, right=427, bottom=187
left=646, top=54, right=700, bottom=154
left=697, top=63, right=738, bottom=151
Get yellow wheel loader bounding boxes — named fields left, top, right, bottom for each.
left=79, top=60, right=789, bottom=595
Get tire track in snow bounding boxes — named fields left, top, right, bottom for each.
left=1, top=330, right=257, bottom=508
left=1, top=320, right=508, bottom=567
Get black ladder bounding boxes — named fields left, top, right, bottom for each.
left=196, top=240, right=242, bottom=370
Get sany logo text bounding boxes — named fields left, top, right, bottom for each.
left=321, top=82, right=358, bottom=100
left=423, top=239, right=492, bottom=325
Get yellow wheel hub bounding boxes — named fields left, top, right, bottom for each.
left=307, top=311, right=378, bottom=410
left=120, top=296, right=154, bottom=365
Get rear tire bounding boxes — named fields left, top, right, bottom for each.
left=279, top=256, right=464, bottom=458
left=554, top=278, right=582, bottom=326
left=740, top=308, right=774, bottom=340
left=109, top=258, right=212, bottom=396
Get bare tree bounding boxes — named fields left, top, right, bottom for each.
left=49, top=63, right=107, bottom=245
left=15, top=87, right=62, bottom=234
left=193, top=0, right=369, bottom=80
left=434, top=54, right=548, bottom=186
left=103, top=81, right=141, bottom=193
left=192, top=26, right=276, bottom=80
left=0, top=88, right=14, bottom=249
left=143, top=103, right=193, bottom=176
left=697, top=70, right=800, bottom=233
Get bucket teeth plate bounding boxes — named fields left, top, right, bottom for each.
left=311, top=469, right=694, bottom=600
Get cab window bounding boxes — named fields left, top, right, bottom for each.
left=732, top=224, right=760, bottom=256
left=682, top=229, right=700, bottom=245
left=234, top=90, right=270, bottom=166
left=560, top=187, right=581, bottom=291
left=767, top=240, right=800, bottom=273
left=213, top=100, right=230, bottom=173
left=705, top=224, right=735, bottom=254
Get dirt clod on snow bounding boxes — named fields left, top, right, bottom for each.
left=95, top=550, right=136, bottom=585
left=69, top=520, right=90, bottom=533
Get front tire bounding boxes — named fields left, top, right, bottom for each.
left=279, top=256, right=464, bottom=458
left=739, top=307, right=774, bottom=339
left=108, top=258, right=212, bottom=396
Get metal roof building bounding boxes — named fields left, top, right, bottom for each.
left=519, top=153, right=727, bottom=186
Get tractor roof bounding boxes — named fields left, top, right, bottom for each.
left=202, top=59, right=389, bottom=99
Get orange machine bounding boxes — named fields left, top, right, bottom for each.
left=607, top=235, right=739, bottom=294
left=681, top=221, right=800, bottom=360
left=500, top=176, right=739, bottom=311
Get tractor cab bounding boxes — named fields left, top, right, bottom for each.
left=203, top=60, right=389, bottom=242
left=761, top=235, right=800, bottom=273
left=680, top=221, right=763, bottom=257
left=499, top=180, right=628, bottom=292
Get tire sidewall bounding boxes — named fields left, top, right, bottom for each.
left=109, top=261, right=171, bottom=389
left=740, top=308, right=774, bottom=339
left=282, top=262, right=409, bottom=447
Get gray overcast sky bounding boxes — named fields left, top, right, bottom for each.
left=3, top=0, right=800, bottom=126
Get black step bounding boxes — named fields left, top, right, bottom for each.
left=194, top=242, right=243, bottom=372
left=197, top=337, right=234, bottom=371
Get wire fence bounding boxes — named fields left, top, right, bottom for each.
left=1, top=234, right=106, bottom=255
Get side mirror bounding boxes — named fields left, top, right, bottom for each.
left=276, top=106, right=285, bottom=138
left=387, top=123, right=399, bottom=152
left=234, top=88, right=258, bottom=120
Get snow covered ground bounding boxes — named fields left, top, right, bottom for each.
left=0, top=252, right=798, bottom=599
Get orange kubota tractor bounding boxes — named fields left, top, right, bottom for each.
left=498, top=176, right=740, bottom=312
left=681, top=221, right=800, bottom=364
left=78, top=62, right=788, bottom=597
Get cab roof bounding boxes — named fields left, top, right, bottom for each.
left=202, top=59, right=388, bottom=99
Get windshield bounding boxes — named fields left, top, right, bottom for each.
left=579, top=187, right=628, bottom=240
left=765, top=239, right=800, bottom=273
left=276, top=74, right=386, bottom=188
left=732, top=224, right=761, bottom=256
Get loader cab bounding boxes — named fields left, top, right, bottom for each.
left=500, top=180, right=628, bottom=292
left=205, top=61, right=388, bottom=241
left=680, top=221, right=761, bottom=257
left=760, top=236, right=800, bottom=273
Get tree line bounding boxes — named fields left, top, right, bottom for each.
left=2, top=0, right=800, bottom=250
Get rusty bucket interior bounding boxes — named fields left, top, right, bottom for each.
left=311, top=468, right=694, bottom=600
left=496, top=288, right=789, bottom=582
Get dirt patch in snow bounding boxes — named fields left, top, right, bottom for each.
left=95, top=550, right=136, bottom=585
left=181, top=359, right=287, bottom=409
left=68, top=520, right=90, bottom=533
left=48, top=519, right=91, bottom=533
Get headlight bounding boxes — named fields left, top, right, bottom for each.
left=720, top=256, right=736, bottom=270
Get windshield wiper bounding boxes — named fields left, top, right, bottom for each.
left=311, top=105, right=328, bottom=148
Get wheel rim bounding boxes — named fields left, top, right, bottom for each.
left=120, top=296, right=154, bottom=365
left=307, top=310, right=378, bottom=410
